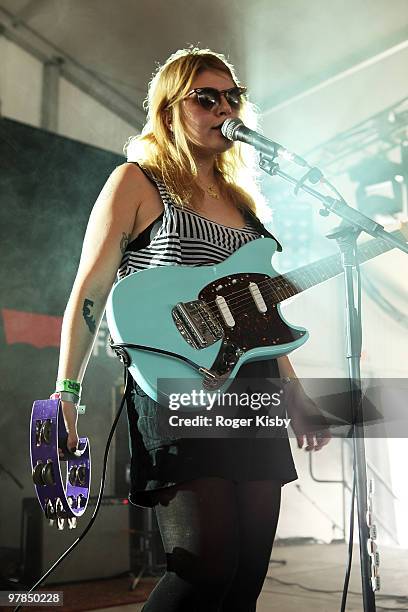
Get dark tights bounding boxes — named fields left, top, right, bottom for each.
left=142, top=477, right=282, bottom=612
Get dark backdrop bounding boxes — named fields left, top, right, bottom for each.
left=0, top=118, right=128, bottom=555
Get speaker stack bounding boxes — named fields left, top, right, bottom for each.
left=21, top=496, right=131, bottom=585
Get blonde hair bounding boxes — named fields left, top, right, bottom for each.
left=125, top=47, right=268, bottom=217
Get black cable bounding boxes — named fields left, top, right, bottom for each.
left=111, top=342, right=211, bottom=376
left=266, top=449, right=407, bottom=610
left=266, top=574, right=349, bottom=596
left=14, top=369, right=131, bottom=612
left=340, top=252, right=363, bottom=612
left=266, top=576, right=408, bottom=608
left=341, top=463, right=356, bottom=612
left=375, top=608, right=408, bottom=611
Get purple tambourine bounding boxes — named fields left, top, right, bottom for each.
left=30, top=399, right=91, bottom=530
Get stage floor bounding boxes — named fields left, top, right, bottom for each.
left=85, top=542, right=408, bottom=612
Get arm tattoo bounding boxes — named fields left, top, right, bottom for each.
left=120, top=232, right=131, bottom=255
left=82, top=298, right=96, bottom=334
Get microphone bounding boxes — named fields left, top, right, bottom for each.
left=221, top=118, right=309, bottom=168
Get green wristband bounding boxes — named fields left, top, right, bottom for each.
left=56, top=379, right=82, bottom=395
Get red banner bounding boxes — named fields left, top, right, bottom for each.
left=2, top=309, right=62, bottom=348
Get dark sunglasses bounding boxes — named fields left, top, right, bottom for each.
left=185, top=86, right=247, bottom=111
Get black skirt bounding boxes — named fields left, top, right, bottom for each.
left=126, top=360, right=298, bottom=508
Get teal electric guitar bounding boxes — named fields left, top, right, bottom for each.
left=106, top=225, right=407, bottom=404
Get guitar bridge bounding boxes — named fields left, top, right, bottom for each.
left=172, top=300, right=223, bottom=349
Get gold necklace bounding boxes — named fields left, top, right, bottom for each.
left=206, top=184, right=220, bottom=199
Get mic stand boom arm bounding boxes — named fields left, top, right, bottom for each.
left=258, top=154, right=408, bottom=254
left=259, top=154, right=408, bottom=612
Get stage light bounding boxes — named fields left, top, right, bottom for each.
left=349, top=156, right=406, bottom=218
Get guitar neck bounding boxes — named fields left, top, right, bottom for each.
left=269, top=229, right=404, bottom=301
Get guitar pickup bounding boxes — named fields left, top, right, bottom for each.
left=249, top=282, right=267, bottom=313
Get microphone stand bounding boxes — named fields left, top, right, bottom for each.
left=258, top=153, right=408, bottom=612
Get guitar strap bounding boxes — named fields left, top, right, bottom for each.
left=243, top=207, right=283, bottom=252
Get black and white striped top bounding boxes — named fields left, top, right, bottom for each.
left=117, top=165, right=263, bottom=279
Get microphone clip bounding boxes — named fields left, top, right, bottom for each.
left=259, top=153, right=324, bottom=199
left=259, top=153, right=280, bottom=175
left=294, top=167, right=323, bottom=196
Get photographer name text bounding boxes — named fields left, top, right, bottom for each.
left=168, top=415, right=291, bottom=429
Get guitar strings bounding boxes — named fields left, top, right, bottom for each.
left=208, top=266, right=337, bottom=316
left=204, top=284, right=288, bottom=320
left=177, top=233, right=395, bottom=322
left=203, top=275, right=300, bottom=310
left=203, top=236, right=391, bottom=317
left=203, top=264, right=336, bottom=318
left=206, top=286, right=282, bottom=319
left=200, top=231, right=394, bottom=310
left=201, top=259, right=336, bottom=310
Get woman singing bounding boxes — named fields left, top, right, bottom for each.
left=55, top=48, right=331, bottom=611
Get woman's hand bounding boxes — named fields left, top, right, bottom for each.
left=283, top=380, right=332, bottom=451
left=59, top=401, right=79, bottom=457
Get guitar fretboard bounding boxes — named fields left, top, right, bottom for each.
left=267, top=230, right=403, bottom=302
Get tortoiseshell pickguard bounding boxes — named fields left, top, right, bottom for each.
left=199, top=272, right=305, bottom=350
